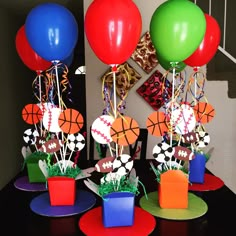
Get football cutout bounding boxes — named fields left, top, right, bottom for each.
left=39, top=138, right=64, bottom=153
left=173, top=146, right=195, bottom=161
left=95, top=156, right=115, bottom=173
left=181, top=131, right=199, bottom=144
left=35, top=136, right=46, bottom=149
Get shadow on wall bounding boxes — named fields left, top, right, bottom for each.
left=207, top=51, right=236, bottom=98
left=192, top=0, right=236, bottom=98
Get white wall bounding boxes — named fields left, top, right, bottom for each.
left=84, top=0, right=236, bottom=193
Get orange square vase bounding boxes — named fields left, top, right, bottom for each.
left=47, top=176, right=76, bottom=206
left=158, top=170, right=188, bottom=209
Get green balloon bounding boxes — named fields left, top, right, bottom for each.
left=150, top=0, right=206, bottom=62
left=158, top=55, right=186, bottom=73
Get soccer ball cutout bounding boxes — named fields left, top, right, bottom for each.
left=23, top=128, right=39, bottom=145
left=91, top=115, right=114, bottom=144
left=112, top=154, right=134, bottom=176
left=195, top=131, right=210, bottom=148
left=67, top=133, right=86, bottom=152
left=153, top=142, right=174, bottom=163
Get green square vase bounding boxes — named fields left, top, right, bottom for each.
left=26, top=152, right=49, bottom=183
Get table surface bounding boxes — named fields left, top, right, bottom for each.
left=1, top=160, right=235, bottom=236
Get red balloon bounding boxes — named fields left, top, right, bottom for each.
left=184, top=14, right=221, bottom=67
left=85, top=0, right=142, bottom=65
left=15, top=25, right=52, bottom=72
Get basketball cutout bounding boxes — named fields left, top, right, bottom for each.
left=146, top=111, right=169, bottom=137
left=22, top=103, right=43, bottom=125
left=58, top=108, right=84, bottom=134
left=193, top=102, right=215, bottom=124
left=110, top=116, right=140, bottom=146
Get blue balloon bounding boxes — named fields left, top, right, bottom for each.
left=25, top=3, right=78, bottom=62
left=55, top=51, right=74, bottom=75
left=62, top=51, right=74, bottom=68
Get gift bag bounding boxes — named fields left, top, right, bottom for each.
left=136, top=70, right=172, bottom=110
left=131, top=31, right=158, bottom=74
left=101, top=62, right=141, bottom=99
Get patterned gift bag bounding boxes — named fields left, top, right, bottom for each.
left=101, top=62, right=142, bottom=99
left=136, top=70, right=172, bottom=110
left=131, top=31, right=158, bottom=74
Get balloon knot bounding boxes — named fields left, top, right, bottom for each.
left=170, top=62, right=178, bottom=67
left=112, top=65, right=118, bottom=72
left=52, top=60, right=60, bottom=65
left=36, top=70, right=42, bottom=75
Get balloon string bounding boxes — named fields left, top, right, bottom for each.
left=116, top=64, right=129, bottom=115
left=186, top=69, right=207, bottom=105
left=53, top=61, right=61, bottom=109
left=112, top=65, right=117, bottom=119
left=38, top=75, right=43, bottom=136
left=131, top=146, right=141, bottom=160
left=111, top=64, right=119, bottom=157
left=194, top=73, right=197, bottom=106
left=170, top=65, right=177, bottom=170
left=73, top=151, right=80, bottom=166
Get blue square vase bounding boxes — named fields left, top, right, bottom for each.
left=102, top=192, right=135, bottom=227
left=189, top=152, right=206, bottom=184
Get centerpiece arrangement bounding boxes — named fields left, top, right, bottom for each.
left=81, top=0, right=148, bottom=227
left=135, top=0, right=220, bottom=210
left=17, top=2, right=94, bottom=205
left=84, top=69, right=145, bottom=226
left=21, top=71, right=94, bottom=205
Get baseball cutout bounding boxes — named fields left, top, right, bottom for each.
left=37, top=102, right=57, bottom=116
left=91, top=115, right=114, bottom=144
left=42, top=107, right=62, bottom=133
left=166, top=101, right=183, bottom=126
left=174, top=103, right=196, bottom=135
